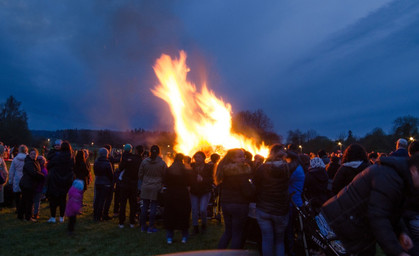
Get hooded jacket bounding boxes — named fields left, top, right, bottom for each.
left=94, top=156, right=113, bottom=186
left=119, top=152, right=142, bottom=187
left=219, top=162, right=254, bottom=205
left=254, top=160, right=298, bottom=216
left=332, top=161, right=369, bottom=195
left=138, top=156, right=167, bottom=200
left=8, top=153, right=27, bottom=192
left=321, top=157, right=415, bottom=256
left=19, top=156, right=44, bottom=191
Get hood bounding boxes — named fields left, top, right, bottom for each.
left=144, top=156, right=163, bottom=164
left=15, top=153, right=27, bottom=161
left=378, top=156, right=413, bottom=192
left=223, top=162, right=252, bottom=176
left=342, top=160, right=363, bottom=169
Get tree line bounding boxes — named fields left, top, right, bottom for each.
left=1, top=95, right=418, bottom=153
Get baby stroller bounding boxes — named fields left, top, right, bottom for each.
left=291, top=199, right=350, bottom=256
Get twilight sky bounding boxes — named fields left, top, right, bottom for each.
left=1, top=0, right=419, bottom=139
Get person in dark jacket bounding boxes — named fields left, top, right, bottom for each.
left=19, top=148, right=44, bottom=221
left=390, top=138, right=409, bottom=157
left=47, top=141, right=74, bottom=223
left=118, top=144, right=142, bottom=228
left=103, top=144, right=121, bottom=217
left=332, top=143, right=369, bottom=195
left=189, top=151, right=213, bottom=234
left=216, top=148, right=254, bottom=250
left=320, top=155, right=419, bottom=256
left=74, top=150, right=90, bottom=191
left=326, top=154, right=340, bottom=180
left=303, top=157, right=329, bottom=211
left=253, top=144, right=298, bottom=256
left=93, top=148, right=114, bottom=221
left=404, top=141, right=419, bottom=256
left=163, top=153, right=192, bottom=244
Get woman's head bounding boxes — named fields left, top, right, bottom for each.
left=37, top=155, right=46, bottom=167
left=60, top=141, right=72, bottom=153
left=75, top=150, right=86, bottom=163
left=173, top=153, right=184, bottom=164
left=342, top=143, right=368, bottom=163
left=29, top=148, right=39, bottom=160
left=215, top=148, right=245, bottom=185
left=19, top=144, right=28, bottom=154
left=267, top=144, right=286, bottom=161
left=193, top=151, right=206, bottom=164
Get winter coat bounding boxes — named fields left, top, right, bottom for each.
left=321, top=157, right=415, bottom=256
left=219, top=162, right=254, bottom=205
left=303, top=166, right=329, bottom=210
left=163, top=162, right=191, bottom=230
left=326, top=162, right=340, bottom=180
left=93, top=156, right=113, bottom=186
left=47, top=151, right=74, bottom=197
left=138, top=156, right=167, bottom=200
left=74, top=161, right=90, bottom=190
left=390, top=148, right=409, bottom=157
left=189, top=163, right=213, bottom=196
left=254, top=160, right=298, bottom=216
left=35, top=166, right=48, bottom=194
left=8, top=153, right=27, bottom=192
left=288, top=165, right=305, bottom=207
left=332, top=161, right=369, bottom=195
left=119, top=152, right=142, bottom=187
left=65, top=186, right=84, bottom=217
left=19, top=156, right=44, bottom=191
left=0, top=157, right=8, bottom=203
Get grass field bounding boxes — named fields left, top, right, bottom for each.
left=0, top=160, right=385, bottom=256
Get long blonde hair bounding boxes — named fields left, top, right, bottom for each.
left=215, top=148, right=244, bottom=185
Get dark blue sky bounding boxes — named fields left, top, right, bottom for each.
left=1, top=0, right=419, bottom=139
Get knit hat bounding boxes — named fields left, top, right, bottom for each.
left=124, top=144, right=133, bottom=152
left=310, top=157, right=326, bottom=169
left=54, top=139, right=63, bottom=146
left=72, top=179, right=84, bottom=191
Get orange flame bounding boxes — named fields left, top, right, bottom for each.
left=151, top=51, right=269, bottom=158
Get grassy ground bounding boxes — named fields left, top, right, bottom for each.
left=0, top=160, right=385, bottom=256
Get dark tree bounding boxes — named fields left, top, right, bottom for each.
left=0, top=96, right=32, bottom=145
left=358, top=128, right=392, bottom=153
left=392, top=115, right=419, bottom=139
left=232, top=109, right=282, bottom=144
left=286, top=129, right=305, bottom=145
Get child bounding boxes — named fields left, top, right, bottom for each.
left=33, top=156, right=48, bottom=219
left=65, top=179, right=84, bottom=234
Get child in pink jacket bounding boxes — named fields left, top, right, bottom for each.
left=65, top=179, right=84, bottom=234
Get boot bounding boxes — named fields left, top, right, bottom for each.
left=201, top=223, right=207, bottom=232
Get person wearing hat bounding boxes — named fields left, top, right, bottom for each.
left=47, top=139, right=62, bottom=161
left=118, top=144, right=142, bottom=228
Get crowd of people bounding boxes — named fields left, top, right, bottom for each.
left=0, top=138, right=419, bottom=256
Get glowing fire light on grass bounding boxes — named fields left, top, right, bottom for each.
left=151, top=51, right=269, bottom=158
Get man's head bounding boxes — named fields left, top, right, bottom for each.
left=396, top=138, right=408, bottom=150
left=408, top=141, right=419, bottom=157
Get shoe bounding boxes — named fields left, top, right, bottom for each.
left=147, top=227, right=158, bottom=233
left=181, top=237, right=187, bottom=244
left=130, top=224, right=135, bottom=228
left=141, top=227, right=148, bottom=232
left=118, top=224, right=124, bottom=229
left=167, top=238, right=173, bottom=244
left=59, top=217, right=65, bottom=223
left=29, top=218, right=38, bottom=223
left=47, top=217, right=56, bottom=223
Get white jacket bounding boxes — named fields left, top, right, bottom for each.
left=8, top=153, right=27, bottom=192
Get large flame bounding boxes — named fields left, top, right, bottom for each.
left=151, top=51, right=269, bottom=158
